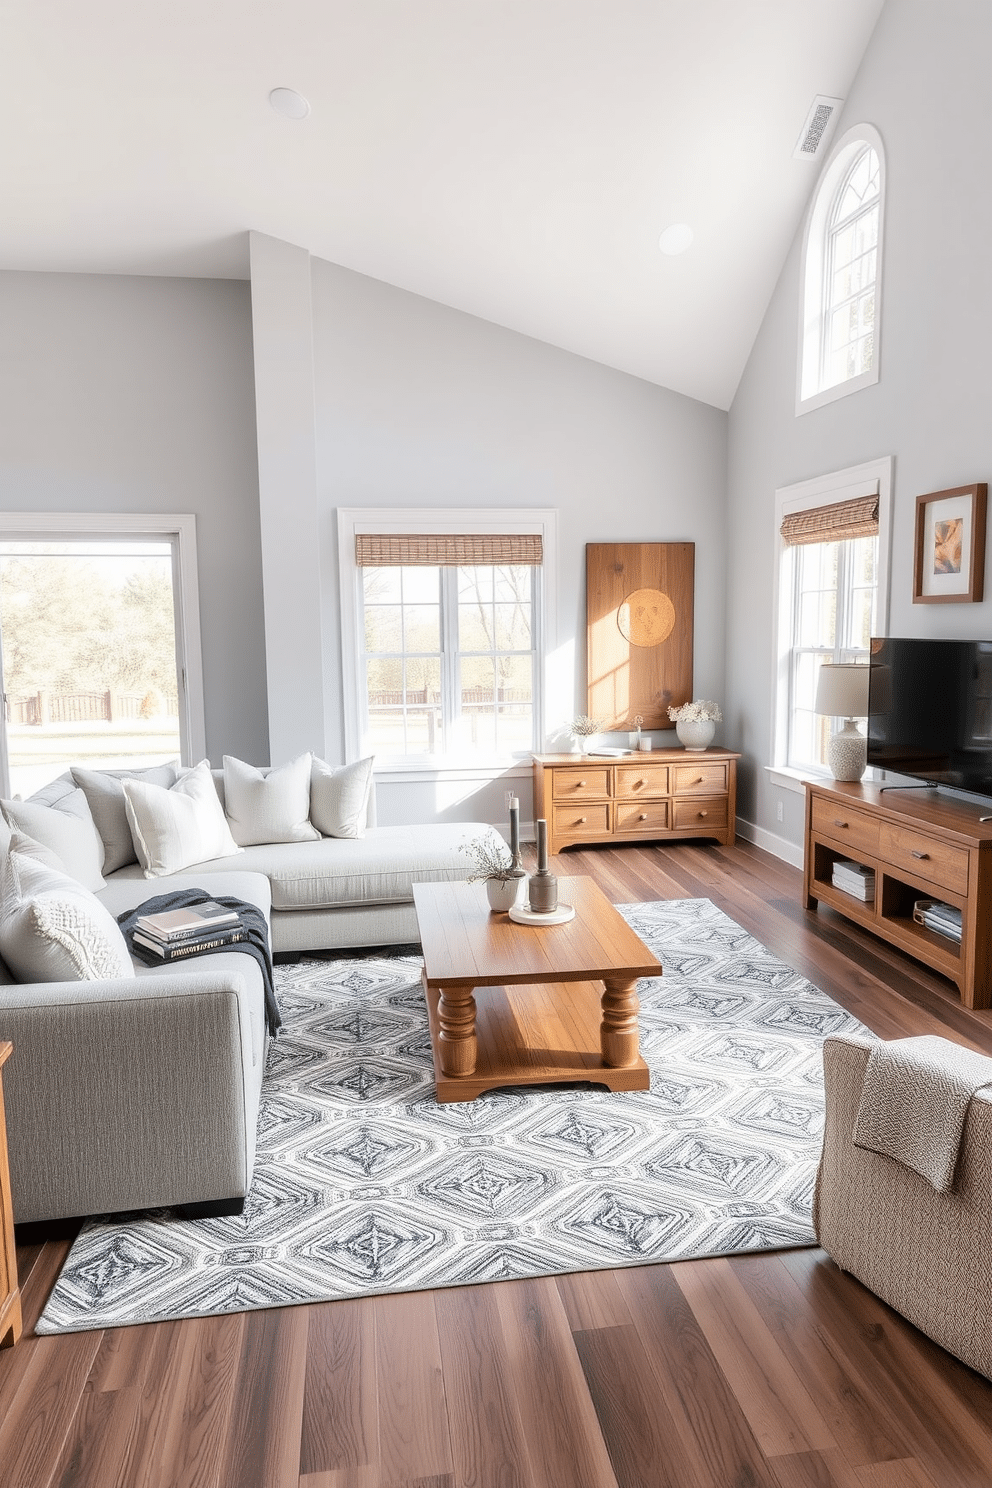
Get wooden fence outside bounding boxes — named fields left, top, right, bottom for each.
left=6, top=691, right=179, bottom=726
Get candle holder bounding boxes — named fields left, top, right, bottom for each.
left=507, top=797, right=527, bottom=902
left=528, top=819, right=558, bottom=914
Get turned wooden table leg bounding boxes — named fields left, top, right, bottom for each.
left=600, top=977, right=641, bottom=1068
left=436, top=981, right=478, bottom=1077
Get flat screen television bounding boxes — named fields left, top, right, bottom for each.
left=867, top=637, right=992, bottom=802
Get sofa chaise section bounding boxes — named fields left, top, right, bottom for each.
left=107, top=821, right=488, bottom=951
left=1, top=869, right=271, bottom=1226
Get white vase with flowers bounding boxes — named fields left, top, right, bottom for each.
left=668, top=699, right=722, bottom=751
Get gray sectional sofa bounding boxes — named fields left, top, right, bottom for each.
left=0, top=756, right=497, bottom=1224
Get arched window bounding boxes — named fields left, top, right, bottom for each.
left=798, top=125, right=885, bottom=413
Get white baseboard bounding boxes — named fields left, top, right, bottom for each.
left=735, top=817, right=804, bottom=871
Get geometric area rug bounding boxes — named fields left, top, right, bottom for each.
left=36, top=898, right=870, bottom=1334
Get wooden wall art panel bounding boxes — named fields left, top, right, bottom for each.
left=586, top=542, right=694, bottom=730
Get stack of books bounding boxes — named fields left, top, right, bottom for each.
left=913, top=899, right=963, bottom=943
left=831, top=860, right=876, bottom=901
left=133, top=901, right=247, bottom=960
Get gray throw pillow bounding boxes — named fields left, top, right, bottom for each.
left=71, top=762, right=179, bottom=874
left=2, top=788, right=106, bottom=892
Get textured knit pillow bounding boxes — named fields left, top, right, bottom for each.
left=222, top=753, right=319, bottom=847
left=0, top=848, right=134, bottom=983
left=309, top=756, right=375, bottom=839
left=71, top=762, right=180, bottom=873
left=122, top=760, right=242, bottom=877
left=2, top=787, right=106, bottom=892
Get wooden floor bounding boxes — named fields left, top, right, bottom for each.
left=4, top=838, right=992, bottom=1488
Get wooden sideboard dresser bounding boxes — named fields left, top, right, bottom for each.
left=803, top=779, right=992, bottom=1009
left=532, top=749, right=739, bottom=858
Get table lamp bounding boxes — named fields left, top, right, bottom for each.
left=815, top=663, right=870, bottom=781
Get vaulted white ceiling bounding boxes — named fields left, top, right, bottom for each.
left=1, top=1, right=884, bottom=408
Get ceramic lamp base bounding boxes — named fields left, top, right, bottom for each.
left=828, top=720, right=867, bottom=782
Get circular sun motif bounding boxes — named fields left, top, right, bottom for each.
left=617, top=588, right=676, bottom=648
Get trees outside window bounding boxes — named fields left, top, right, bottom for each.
left=785, top=534, right=877, bottom=773
left=361, top=562, right=536, bottom=759
left=338, top=508, right=556, bottom=769
left=770, top=459, right=892, bottom=788
left=0, top=516, right=204, bottom=798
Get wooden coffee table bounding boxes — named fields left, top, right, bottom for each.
left=412, top=875, right=660, bottom=1102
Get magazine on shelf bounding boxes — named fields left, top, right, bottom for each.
left=913, top=899, right=963, bottom=942
left=832, top=860, right=875, bottom=900
left=136, top=900, right=240, bottom=941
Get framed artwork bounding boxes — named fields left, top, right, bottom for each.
left=913, top=483, right=987, bottom=604
left=586, top=542, right=693, bottom=729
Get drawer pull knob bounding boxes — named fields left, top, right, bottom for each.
left=911, top=850, right=930, bottom=860
left=577, top=816, right=587, bottom=824
left=577, top=780, right=586, bottom=787
left=639, top=812, right=647, bottom=821
left=833, top=819, right=848, bottom=828
left=698, top=810, right=708, bottom=818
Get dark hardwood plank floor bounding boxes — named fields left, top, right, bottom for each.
left=5, top=837, right=992, bottom=1488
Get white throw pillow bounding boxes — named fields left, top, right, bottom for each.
left=71, top=762, right=180, bottom=873
left=122, top=760, right=242, bottom=877
left=309, top=756, right=375, bottom=839
left=222, top=753, right=319, bottom=847
left=2, top=788, right=106, bottom=892
left=5, top=828, right=69, bottom=874
left=0, top=848, right=134, bottom=983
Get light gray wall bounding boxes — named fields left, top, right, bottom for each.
left=248, top=233, right=329, bottom=763
left=0, top=270, right=269, bottom=766
left=308, top=256, right=728, bottom=825
left=726, top=0, right=992, bottom=857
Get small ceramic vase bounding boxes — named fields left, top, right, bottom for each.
left=486, top=877, right=520, bottom=913
left=675, top=719, right=716, bottom=751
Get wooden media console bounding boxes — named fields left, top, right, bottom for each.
left=803, top=779, right=992, bottom=1009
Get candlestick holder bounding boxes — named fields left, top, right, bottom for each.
left=528, top=818, right=558, bottom=914
left=507, top=799, right=527, bottom=902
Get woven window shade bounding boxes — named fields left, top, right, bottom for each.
left=780, top=494, right=879, bottom=547
left=355, top=533, right=543, bottom=566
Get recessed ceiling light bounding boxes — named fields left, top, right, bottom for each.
left=269, top=87, right=310, bottom=121
left=658, top=223, right=694, bottom=256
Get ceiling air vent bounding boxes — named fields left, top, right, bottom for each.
left=793, top=96, right=844, bottom=160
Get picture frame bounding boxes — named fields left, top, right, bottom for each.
left=913, top=482, right=987, bottom=604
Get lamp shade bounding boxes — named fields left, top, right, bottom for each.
left=815, top=663, right=869, bottom=720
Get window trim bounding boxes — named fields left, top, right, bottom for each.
left=768, top=458, right=892, bottom=789
left=796, top=124, right=886, bottom=416
left=0, top=512, right=206, bottom=795
left=338, top=507, right=558, bottom=774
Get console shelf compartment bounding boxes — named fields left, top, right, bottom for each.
left=803, top=780, right=992, bottom=1008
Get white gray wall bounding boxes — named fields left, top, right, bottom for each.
left=726, top=0, right=992, bottom=858
left=307, top=255, right=728, bottom=825
left=0, top=270, right=269, bottom=766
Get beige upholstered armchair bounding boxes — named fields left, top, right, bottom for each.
left=815, top=1032, right=992, bottom=1382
